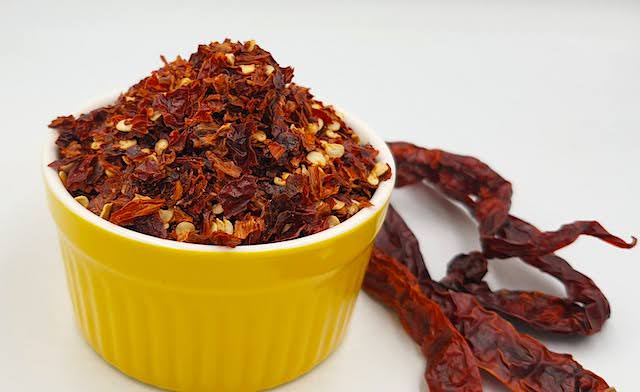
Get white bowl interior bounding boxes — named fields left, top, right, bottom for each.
left=42, top=95, right=396, bottom=253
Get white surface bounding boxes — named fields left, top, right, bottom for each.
left=1, top=0, right=638, bottom=391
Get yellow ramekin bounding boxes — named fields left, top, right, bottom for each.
left=42, top=96, right=395, bottom=392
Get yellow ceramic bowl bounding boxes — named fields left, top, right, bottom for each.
left=42, top=96, right=395, bottom=392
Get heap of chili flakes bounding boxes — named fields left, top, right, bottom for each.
left=49, top=39, right=391, bottom=246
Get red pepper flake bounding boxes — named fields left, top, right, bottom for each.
left=109, top=196, right=165, bottom=226
left=49, top=39, right=389, bottom=245
left=267, top=141, right=286, bottom=160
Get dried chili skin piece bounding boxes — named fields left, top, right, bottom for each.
left=109, top=197, right=165, bottom=226
left=364, top=248, right=483, bottom=392
left=388, top=141, right=635, bottom=335
left=372, top=206, right=612, bottom=391
left=64, top=155, right=97, bottom=192
left=217, top=176, right=258, bottom=218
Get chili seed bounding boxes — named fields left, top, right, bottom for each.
left=347, top=201, right=360, bottom=215
left=177, top=77, right=192, bottom=88
left=58, top=171, right=67, bottom=185
left=332, top=199, right=345, bottom=210
left=74, top=195, right=89, bottom=208
left=324, top=143, right=345, bottom=158
left=150, top=111, right=162, bottom=121
left=240, top=64, right=255, bottom=74
left=306, top=151, right=327, bottom=166
left=306, top=118, right=323, bottom=134
left=325, top=130, right=340, bottom=139
left=91, top=141, right=103, bottom=150
left=264, top=65, right=274, bottom=75
left=252, top=131, right=267, bottom=142
left=118, top=139, right=137, bottom=150
left=367, top=172, right=380, bottom=186
left=326, top=121, right=341, bottom=132
left=116, top=119, right=133, bottom=132
left=223, top=218, right=234, bottom=234
left=154, top=139, right=169, bottom=155
left=373, top=162, right=389, bottom=177
left=158, top=208, right=174, bottom=223
left=100, top=203, right=113, bottom=219
left=212, top=204, right=224, bottom=215
left=175, top=221, right=196, bottom=241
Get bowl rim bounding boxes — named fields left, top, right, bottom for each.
left=43, top=94, right=395, bottom=254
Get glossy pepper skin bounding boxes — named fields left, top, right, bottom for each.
left=366, top=140, right=634, bottom=391
left=364, top=247, right=483, bottom=392
left=370, top=206, right=613, bottom=391
left=388, top=141, right=635, bottom=335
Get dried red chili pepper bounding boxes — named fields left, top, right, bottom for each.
left=442, top=251, right=613, bottom=336
left=49, top=40, right=391, bottom=246
left=388, top=141, right=635, bottom=335
left=371, top=206, right=613, bottom=391
left=364, top=248, right=483, bottom=392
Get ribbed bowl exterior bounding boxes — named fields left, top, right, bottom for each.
left=58, top=232, right=372, bottom=391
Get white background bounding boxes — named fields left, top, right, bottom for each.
left=1, top=0, right=638, bottom=390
